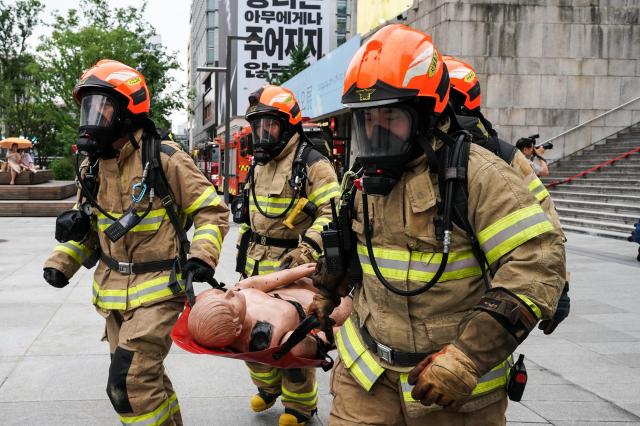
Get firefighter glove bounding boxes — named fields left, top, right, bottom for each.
left=43, top=267, right=69, bottom=288
left=538, top=283, right=570, bottom=335
left=183, top=258, right=216, bottom=285
left=308, top=292, right=337, bottom=332
left=408, top=344, right=479, bottom=407
left=281, top=246, right=315, bottom=269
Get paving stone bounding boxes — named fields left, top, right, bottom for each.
left=0, top=303, right=59, bottom=356
left=506, top=401, right=550, bottom=423
left=0, top=400, right=117, bottom=426
left=522, top=401, right=640, bottom=422
left=521, top=384, right=601, bottom=402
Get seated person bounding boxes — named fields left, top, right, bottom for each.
left=20, top=149, right=38, bottom=173
left=6, top=143, right=24, bottom=185
left=188, top=264, right=352, bottom=359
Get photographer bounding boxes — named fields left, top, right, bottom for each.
left=516, top=135, right=551, bottom=177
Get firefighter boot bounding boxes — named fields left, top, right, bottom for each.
left=279, top=408, right=313, bottom=426
left=250, top=389, right=280, bottom=412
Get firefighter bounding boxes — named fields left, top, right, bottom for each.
left=235, top=85, right=341, bottom=426
left=444, top=55, right=570, bottom=334
left=309, top=25, right=566, bottom=425
left=42, top=60, right=229, bottom=425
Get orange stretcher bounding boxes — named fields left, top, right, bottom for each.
left=170, top=273, right=334, bottom=370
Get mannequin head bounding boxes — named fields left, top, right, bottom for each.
left=188, top=289, right=247, bottom=348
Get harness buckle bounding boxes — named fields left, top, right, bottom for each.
left=118, top=262, right=133, bottom=275
left=260, top=235, right=267, bottom=245
left=376, top=342, right=394, bottom=364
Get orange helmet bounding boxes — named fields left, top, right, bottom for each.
left=342, top=24, right=449, bottom=114
left=246, top=85, right=302, bottom=164
left=246, top=85, right=302, bottom=125
left=73, top=59, right=150, bottom=116
left=443, top=56, right=481, bottom=112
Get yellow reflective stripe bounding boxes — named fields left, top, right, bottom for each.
left=528, top=178, right=550, bottom=202
left=249, top=367, right=282, bottom=385
left=309, top=217, right=331, bottom=233
left=193, top=224, right=223, bottom=252
left=308, top=181, right=341, bottom=206
left=184, top=186, right=221, bottom=215
left=93, top=274, right=184, bottom=310
left=255, top=259, right=283, bottom=275
left=400, top=373, right=417, bottom=402
left=245, top=257, right=256, bottom=276
left=516, top=293, right=542, bottom=319
left=239, top=223, right=250, bottom=234
left=336, top=317, right=384, bottom=391
left=357, top=244, right=482, bottom=283
left=249, top=195, right=294, bottom=215
left=477, top=204, right=554, bottom=264
left=281, top=382, right=318, bottom=407
left=120, top=392, right=179, bottom=425
left=471, top=359, right=510, bottom=396
left=96, top=209, right=168, bottom=232
left=54, top=240, right=91, bottom=264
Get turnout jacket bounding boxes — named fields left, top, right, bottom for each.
left=336, top=142, right=566, bottom=409
left=45, top=130, right=229, bottom=311
left=239, top=133, right=340, bottom=276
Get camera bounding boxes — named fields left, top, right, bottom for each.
left=539, top=142, right=554, bottom=150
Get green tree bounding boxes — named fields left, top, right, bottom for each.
left=37, top=0, right=185, bottom=154
left=266, top=43, right=312, bottom=86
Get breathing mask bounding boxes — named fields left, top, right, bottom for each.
left=249, top=114, right=294, bottom=165
left=77, top=92, right=126, bottom=159
left=352, top=104, right=419, bottom=195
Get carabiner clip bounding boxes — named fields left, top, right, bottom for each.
left=131, top=182, right=148, bottom=204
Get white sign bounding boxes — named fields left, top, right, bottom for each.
left=236, top=0, right=330, bottom=115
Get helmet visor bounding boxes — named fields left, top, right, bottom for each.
left=79, top=94, right=117, bottom=128
left=352, top=106, right=415, bottom=158
left=249, top=116, right=282, bottom=148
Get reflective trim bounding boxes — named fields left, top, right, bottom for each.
left=54, top=240, right=91, bottom=264
left=119, top=392, right=179, bottom=425
left=184, top=186, right=221, bottom=215
left=193, top=224, right=223, bottom=252
left=249, top=195, right=294, bottom=215
left=97, top=209, right=168, bottom=232
left=516, top=293, right=542, bottom=319
left=281, top=382, right=318, bottom=407
left=249, top=367, right=282, bottom=385
left=239, top=223, right=251, bottom=234
left=336, top=317, right=384, bottom=391
left=244, top=257, right=256, bottom=276
left=357, top=244, right=482, bottom=283
left=245, top=258, right=284, bottom=276
left=309, top=217, right=331, bottom=233
left=307, top=181, right=341, bottom=206
left=399, top=358, right=510, bottom=402
left=528, top=178, right=550, bottom=202
left=92, top=274, right=184, bottom=310
left=477, top=204, right=554, bottom=264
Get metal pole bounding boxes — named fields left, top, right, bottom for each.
left=223, top=35, right=232, bottom=204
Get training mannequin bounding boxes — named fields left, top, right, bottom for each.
left=188, top=264, right=352, bottom=358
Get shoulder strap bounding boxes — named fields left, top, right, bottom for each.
left=145, top=137, right=190, bottom=262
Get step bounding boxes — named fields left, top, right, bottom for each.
left=554, top=198, right=640, bottom=215
left=559, top=216, right=635, bottom=235
left=544, top=178, right=640, bottom=187
left=562, top=224, right=632, bottom=241
left=549, top=190, right=640, bottom=204
left=555, top=206, right=640, bottom=224
left=0, top=181, right=76, bottom=200
left=552, top=161, right=640, bottom=170
left=550, top=184, right=639, bottom=195
left=0, top=197, right=75, bottom=217
left=547, top=170, right=640, bottom=178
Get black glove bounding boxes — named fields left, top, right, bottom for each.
left=539, top=283, right=570, bottom=335
left=43, top=267, right=69, bottom=288
left=183, top=258, right=216, bottom=285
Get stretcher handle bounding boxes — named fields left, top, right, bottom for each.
left=185, top=270, right=196, bottom=307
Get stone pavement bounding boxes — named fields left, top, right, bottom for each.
left=0, top=217, right=639, bottom=425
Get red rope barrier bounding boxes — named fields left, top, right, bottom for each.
left=545, top=146, right=640, bottom=188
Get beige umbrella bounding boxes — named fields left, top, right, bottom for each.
left=0, top=137, right=33, bottom=149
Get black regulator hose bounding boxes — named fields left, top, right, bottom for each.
left=75, top=154, right=118, bottom=221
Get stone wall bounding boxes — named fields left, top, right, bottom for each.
left=403, top=0, right=640, bottom=160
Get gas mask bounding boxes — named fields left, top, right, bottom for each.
left=249, top=115, right=293, bottom=165
left=77, top=92, right=126, bottom=159
left=352, top=104, right=419, bottom=196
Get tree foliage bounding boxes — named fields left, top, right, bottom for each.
left=266, top=43, right=312, bottom=86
